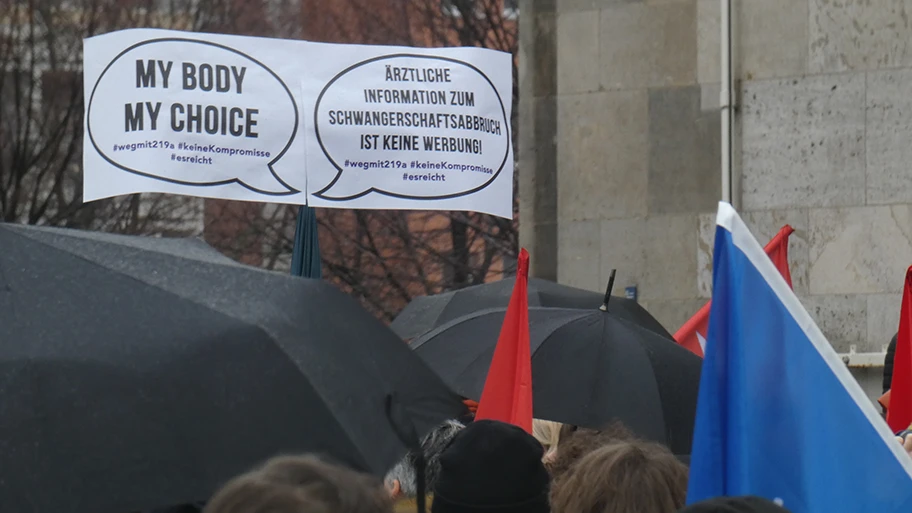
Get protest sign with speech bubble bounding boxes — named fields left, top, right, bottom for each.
left=83, top=30, right=514, bottom=217
left=301, top=43, right=514, bottom=219
left=83, top=29, right=307, bottom=204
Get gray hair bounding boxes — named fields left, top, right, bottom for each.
left=385, top=419, right=464, bottom=497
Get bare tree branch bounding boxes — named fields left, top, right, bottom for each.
left=4, top=0, right=519, bottom=324
left=254, top=1, right=519, bottom=323
left=0, top=0, right=241, bottom=235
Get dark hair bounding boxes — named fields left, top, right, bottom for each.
left=204, top=455, right=392, bottom=513
left=550, top=440, right=688, bottom=513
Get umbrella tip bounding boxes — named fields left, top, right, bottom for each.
left=600, top=269, right=617, bottom=312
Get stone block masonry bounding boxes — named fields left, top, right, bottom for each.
left=520, top=0, right=912, bottom=402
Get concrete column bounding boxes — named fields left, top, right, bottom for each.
left=518, top=0, right=558, bottom=281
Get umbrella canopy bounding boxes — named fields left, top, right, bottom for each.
left=0, top=223, right=462, bottom=513
left=411, top=307, right=701, bottom=455
left=391, top=277, right=671, bottom=340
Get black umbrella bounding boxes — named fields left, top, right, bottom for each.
left=391, top=277, right=671, bottom=340
left=0, top=223, right=462, bottom=513
left=410, top=306, right=701, bottom=455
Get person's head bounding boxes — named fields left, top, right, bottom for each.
left=203, top=454, right=392, bottom=513
left=432, top=420, right=550, bottom=513
left=677, top=496, right=792, bottom=512
left=550, top=440, right=688, bottom=513
left=532, top=419, right=563, bottom=463
left=385, top=419, right=465, bottom=499
left=546, top=422, right=636, bottom=479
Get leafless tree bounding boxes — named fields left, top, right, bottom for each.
left=236, top=0, right=521, bottom=322
left=3, top=0, right=519, bottom=322
left=0, top=0, right=300, bottom=235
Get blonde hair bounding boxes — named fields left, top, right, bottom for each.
left=532, top=419, right=563, bottom=462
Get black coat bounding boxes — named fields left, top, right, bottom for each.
left=884, top=333, right=898, bottom=394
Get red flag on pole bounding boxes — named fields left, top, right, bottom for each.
left=475, top=248, right=533, bottom=434
left=674, top=224, right=795, bottom=357
left=887, top=266, right=912, bottom=433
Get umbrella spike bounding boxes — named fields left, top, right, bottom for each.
left=599, top=269, right=617, bottom=312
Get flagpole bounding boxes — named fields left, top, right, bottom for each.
left=290, top=205, right=322, bottom=279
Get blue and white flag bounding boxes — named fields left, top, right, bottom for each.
left=687, top=202, right=912, bottom=512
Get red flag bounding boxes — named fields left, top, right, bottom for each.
left=475, top=248, right=533, bottom=433
left=674, top=225, right=795, bottom=357
left=887, top=266, right=912, bottom=432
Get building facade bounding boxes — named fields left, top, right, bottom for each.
left=519, top=0, right=912, bottom=399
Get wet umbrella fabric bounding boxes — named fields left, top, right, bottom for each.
left=0, top=223, right=462, bottom=513
left=391, top=277, right=671, bottom=340
left=411, top=307, right=701, bottom=456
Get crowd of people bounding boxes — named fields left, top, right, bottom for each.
left=132, top=329, right=912, bottom=513
left=192, top=415, right=793, bottom=513
left=129, top=331, right=912, bottom=513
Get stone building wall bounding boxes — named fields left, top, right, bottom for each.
left=519, top=0, right=912, bottom=399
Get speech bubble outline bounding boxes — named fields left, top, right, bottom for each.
left=311, top=53, right=511, bottom=202
left=87, top=37, right=300, bottom=196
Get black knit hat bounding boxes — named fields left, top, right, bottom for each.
left=431, top=420, right=550, bottom=513
left=678, top=496, right=792, bottom=513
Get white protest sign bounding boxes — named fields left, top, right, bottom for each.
left=83, top=30, right=514, bottom=218
left=301, top=43, right=514, bottom=219
left=83, top=29, right=307, bottom=203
